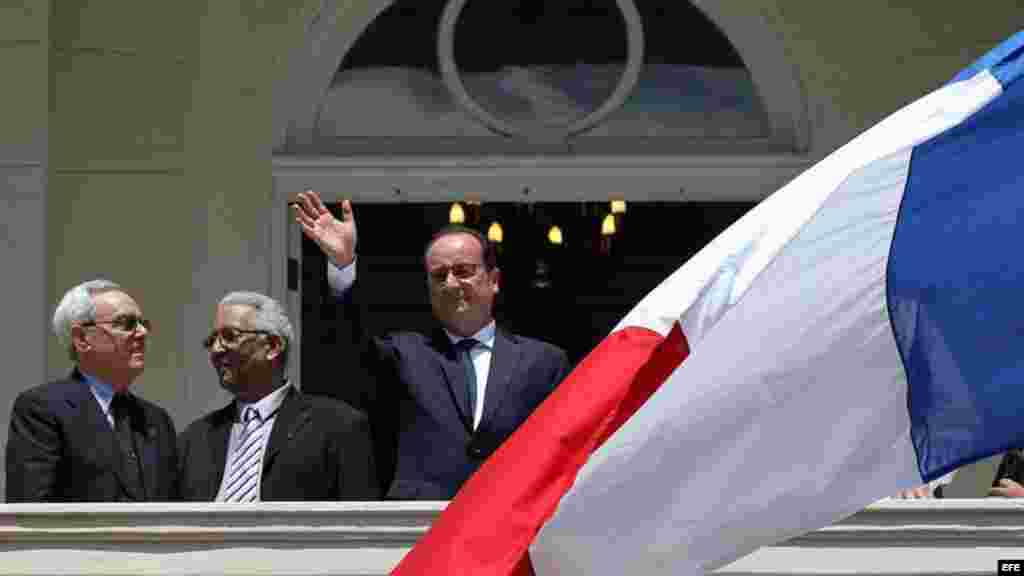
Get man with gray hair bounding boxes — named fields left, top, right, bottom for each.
left=6, top=280, right=179, bottom=501
left=177, top=291, right=378, bottom=501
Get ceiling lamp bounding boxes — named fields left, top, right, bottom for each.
left=449, top=202, right=466, bottom=224
left=601, top=213, right=617, bottom=236
left=487, top=221, right=504, bottom=243
left=547, top=225, right=564, bottom=245
left=610, top=199, right=627, bottom=214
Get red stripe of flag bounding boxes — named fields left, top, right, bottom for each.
left=393, top=323, right=690, bottom=575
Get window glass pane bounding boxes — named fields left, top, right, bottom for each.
left=320, top=1, right=482, bottom=139
left=581, top=1, right=769, bottom=140
left=453, top=0, right=627, bottom=128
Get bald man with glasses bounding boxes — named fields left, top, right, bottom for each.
left=6, top=279, right=179, bottom=502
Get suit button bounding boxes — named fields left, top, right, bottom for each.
left=466, top=444, right=485, bottom=460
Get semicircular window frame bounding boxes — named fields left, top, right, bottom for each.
left=307, top=0, right=804, bottom=156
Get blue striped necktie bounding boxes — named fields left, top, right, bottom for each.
left=218, top=407, right=267, bottom=503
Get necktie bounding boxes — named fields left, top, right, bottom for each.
left=455, top=338, right=479, bottom=424
left=218, top=407, right=267, bottom=503
left=110, top=394, right=144, bottom=496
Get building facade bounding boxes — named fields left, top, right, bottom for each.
left=1, top=1, right=1019, bottom=500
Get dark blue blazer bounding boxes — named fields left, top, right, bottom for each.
left=375, top=328, right=569, bottom=499
left=5, top=370, right=179, bottom=502
left=336, top=284, right=571, bottom=500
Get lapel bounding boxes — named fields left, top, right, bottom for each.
left=479, top=328, right=520, bottom=429
left=429, top=328, right=474, bottom=431
left=207, top=404, right=235, bottom=498
left=65, top=370, right=141, bottom=500
left=261, top=387, right=311, bottom=474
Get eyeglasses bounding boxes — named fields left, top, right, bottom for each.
left=428, top=262, right=482, bottom=284
left=203, top=327, right=270, bottom=350
left=81, top=315, right=152, bottom=334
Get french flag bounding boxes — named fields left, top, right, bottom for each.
left=393, top=30, right=1024, bottom=576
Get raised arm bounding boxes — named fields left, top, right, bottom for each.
left=292, top=191, right=358, bottom=294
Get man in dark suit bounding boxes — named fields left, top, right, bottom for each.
left=178, top=291, right=377, bottom=501
left=293, top=191, right=571, bottom=499
left=6, top=279, right=179, bottom=502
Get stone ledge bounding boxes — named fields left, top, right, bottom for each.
left=0, top=500, right=1020, bottom=575
left=0, top=502, right=440, bottom=546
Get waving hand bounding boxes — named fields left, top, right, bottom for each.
left=292, top=190, right=357, bottom=267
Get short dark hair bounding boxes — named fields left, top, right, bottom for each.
left=423, top=225, right=498, bottom=270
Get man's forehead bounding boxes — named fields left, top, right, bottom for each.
left=427, top=233, right=484, bottom=261
left=216, top=303, right=256, bottom=324
left=92, top=290, right=139, bottom=313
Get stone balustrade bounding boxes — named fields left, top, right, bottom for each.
left=0, top=499, right=1021, bottom=575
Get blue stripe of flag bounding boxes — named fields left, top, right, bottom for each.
left=888, top=30, right=1024, bottom=481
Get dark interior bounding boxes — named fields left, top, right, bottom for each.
left=298, top=201, right=754, bottom=392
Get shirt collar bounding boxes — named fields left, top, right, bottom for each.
left=237, top=380, right=291, bottom=422
left=80, top=370, right=115, bottom=412
left=445, top=320, right=496, bottom=349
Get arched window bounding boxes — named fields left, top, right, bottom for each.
left=302, top=0, right=796, bottom=156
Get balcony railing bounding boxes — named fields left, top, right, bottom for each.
left=1, top=499, right=1021, bottom=575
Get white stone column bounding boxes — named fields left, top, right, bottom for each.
left=0, top=2, right=49, bottom=499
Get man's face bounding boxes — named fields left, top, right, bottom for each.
left=425, top=233, right=499, bottom=337
left=76, top=290, right=148, bottom=393
left=207, top=304, right=277, bottom=401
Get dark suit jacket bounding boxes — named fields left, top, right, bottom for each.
left=177, top=386, right=378, bottom=501
left=327, top=277, right=572, bottom=500
left=5, top=370, right=179, bottom=502
left=365, top=327, right=571, bottom=500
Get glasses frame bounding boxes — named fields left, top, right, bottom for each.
left=203, top=328, right=271, bottom=350
left=428, top=262, right=484, bottom=285
left=80, top=315, right=152, bottom=334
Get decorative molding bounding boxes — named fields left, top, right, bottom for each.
left=437, top=0, right=644, bottom=140
left=271, top=0, right=391, bottom=150
left=273, top=154, right=812, bottom=170
left=0, top=502, right=438, bottom=546
left=790, top=499, right=1024, bottom=547
left=0, top=500, right=1021, bottom=575
left=690, top=1, right=811, bottom=153
left=271, top=154, right=814, bottom=203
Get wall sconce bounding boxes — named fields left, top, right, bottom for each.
left=449, top=202, right=466, bottom=224
left=601, top=213, right=617, bottom=236
left=610, top=200, right=627, bottom=214
left=487, top=221, right=504, bottom=243
left=547, top=225, right=564, bottom=245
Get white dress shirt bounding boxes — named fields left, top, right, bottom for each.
left=215, top=382, right=291, bottom=502
left=445, top=321, right=496, bottom=430
left=82, top=371, right=116, bottom=430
